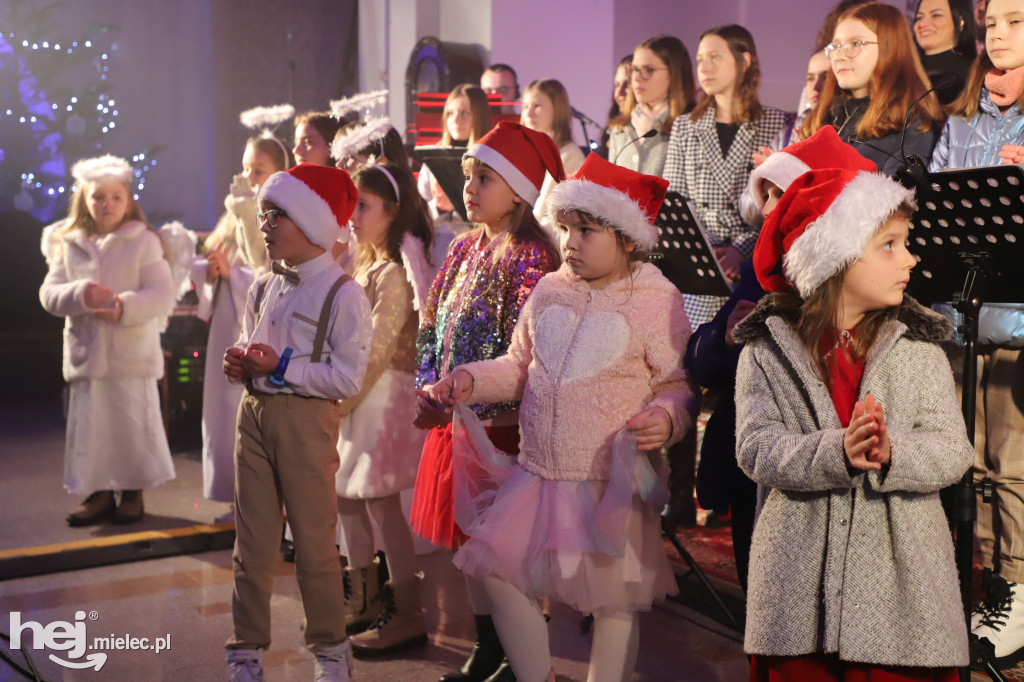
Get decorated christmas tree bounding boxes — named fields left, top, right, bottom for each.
left=0, top=0, right=158, bottom=222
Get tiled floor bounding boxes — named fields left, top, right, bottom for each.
left=0, top=548, right=750, bottom=681
left=0, top=399, right=750, bottom=681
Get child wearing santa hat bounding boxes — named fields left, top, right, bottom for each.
left=426, top=153, right=698, bottom=682
left=685, top=125, right=879, bottom=591
left=410, top=121, right=562, bottom=682
left=734, top=167, right=972, bottom=680
left=222, top=163, right=372, bottom=682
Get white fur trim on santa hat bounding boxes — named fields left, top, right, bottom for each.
left=784, top=172, right=916, bottom=299
left=747, top=152, right=811, bottom=210
left=465, top=143, right=541, bottom=206
left=258, top=172, right=341, bottom=251
left=545, top=179, right=658, bottom=252
left=71, top=154, right=133, bottom=186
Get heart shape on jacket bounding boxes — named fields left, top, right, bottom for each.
left=535, top=304, right=629, bottom=383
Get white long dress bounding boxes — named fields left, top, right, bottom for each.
left=191, top=249, right=254, bottom=502
left=40, top=221, right=178, bottom=495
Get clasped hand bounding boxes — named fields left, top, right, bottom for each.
left=844, top=393, right=891, bottom=471
left=84, top=281, right=123, bottom=322
left=222, top=343, right=279, bottom=381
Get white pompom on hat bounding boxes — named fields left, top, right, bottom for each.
left=463, top=121, right=565, bottom=207
left=545, top=153, right=668, bottom=252
left=258, top=163, right=359, bottom=251
left=753, top=168, right=916, bottom=298
left=71, top=154, right=133, bottom=186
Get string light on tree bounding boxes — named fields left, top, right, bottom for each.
left=1, top=8, right=158, bottom=220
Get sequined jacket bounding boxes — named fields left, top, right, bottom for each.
left=416, top=230, right=558, bottom=419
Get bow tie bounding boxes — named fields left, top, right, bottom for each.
left=272, top=261, right=300, bottom=285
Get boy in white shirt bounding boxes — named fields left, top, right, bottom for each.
left=223, top=163, right=372, bottom=682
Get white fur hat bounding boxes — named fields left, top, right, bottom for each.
left=545, top=153, right=668, bottom=252
left=71, top=155, right=133, bottom=186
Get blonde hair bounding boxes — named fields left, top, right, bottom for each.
left=56, top=179, right=161, bottom=257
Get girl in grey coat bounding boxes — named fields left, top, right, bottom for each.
left=735, top=167, right=972, bottom=676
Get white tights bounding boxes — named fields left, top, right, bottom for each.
left=483, top=576, right=639, bottom=682
left=336, top=493, right=416, bottom=584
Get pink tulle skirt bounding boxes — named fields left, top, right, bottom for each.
left=450, top=405, right=679, bottom=615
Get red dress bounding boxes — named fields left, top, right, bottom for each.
left=411, top=423, right=519, bottom=549
left=750, top=329, right=957, bottom=682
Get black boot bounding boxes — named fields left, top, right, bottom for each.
left=439, top=614, right=506, bottom=682
left=662, top=427, right=697, bottom=527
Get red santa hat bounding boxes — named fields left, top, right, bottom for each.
left=545, top=153, right=668, bottom=252
left=464, top=121, right=565, bottom=207
left=747, top=126, right=877, bottom=211
left=753, top=168, right=916, bottom=298
left=258, top=163, right=358, bottom=250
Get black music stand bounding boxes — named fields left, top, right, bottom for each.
left=650, top=191, right=733, bottom=299
left=415, top=146, right=469, bottom=222
left=908, top=164, right=1024, bottom=682
left=646, top=191, right=741, bottom=630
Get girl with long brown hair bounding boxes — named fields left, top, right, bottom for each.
left=607, top=35, right=695, bottom=176
left=335, top=162, right=435, bottom=655
left=418, top=84, right=494, bottom=206
left=738, top=167, right=971, bottom=681
left=521, top=78, right=586, bottom=176
left=802, top=2, right=943, bottom=176
left=663, top=24, right=791, bottom=330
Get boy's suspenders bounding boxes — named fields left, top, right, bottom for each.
left=311, top=273, right=352, bottom=362
left=251, top=272, right=353, bottom=362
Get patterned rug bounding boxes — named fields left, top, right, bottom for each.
left=663, top=518, right=1024, bottom=681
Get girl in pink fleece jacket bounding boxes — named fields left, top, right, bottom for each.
left=428, top=154, right=696, bottom=682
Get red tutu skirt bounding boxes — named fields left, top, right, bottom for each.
left=410, top=422, right=519, bottom=550
left=750, top=654, right=958, bottom=682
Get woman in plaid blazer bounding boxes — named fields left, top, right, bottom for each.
left=663, top=24, right=791, bottom=329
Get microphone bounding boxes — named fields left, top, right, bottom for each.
left=571, top=107, right=603, bottom=129
left=614, top=129, right=658, bottom=164
left=897, top=73, right=956, bottom=191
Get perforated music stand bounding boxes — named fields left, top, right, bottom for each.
left=908, top=164, right=1024, bottom=682
left=415, top=146, right=469, bottom=222
left=651, top=191, right=732, bottom=298
left=645, top=191, right=741, bottom=630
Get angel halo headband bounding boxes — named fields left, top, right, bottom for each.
left=330, top=116, right=393, bottom=164
left=71, top=154, right=134, bottom=186
left=239, top=104, right=295, bottom=167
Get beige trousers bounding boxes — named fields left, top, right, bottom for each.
left=227, top=388, right=347, bottom=650
left=949, top=346, right=1024, bottom=582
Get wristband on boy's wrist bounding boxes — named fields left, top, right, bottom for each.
left=267, top=347, right=293, bottom=387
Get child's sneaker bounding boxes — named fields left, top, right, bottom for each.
left=313, top=639, right=352, bottom=682
left=226, top=648, right=264, bottom=682
left=972, top=575, right=1024, bottom=668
